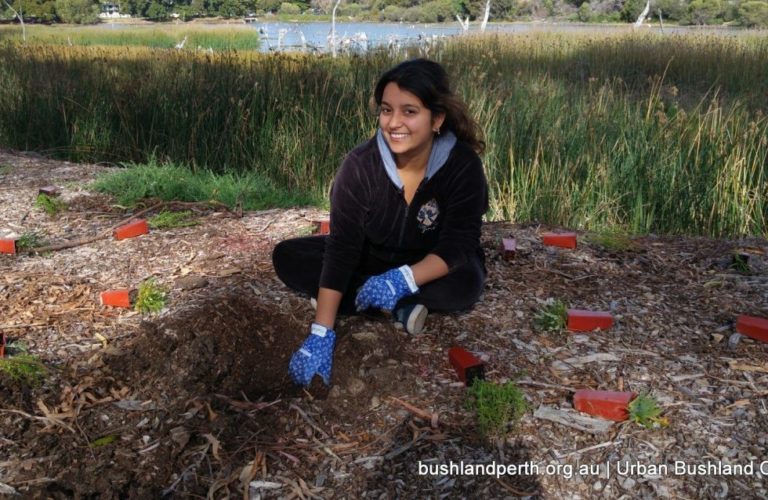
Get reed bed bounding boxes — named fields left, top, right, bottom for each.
left=0, top=25, right=261, bottom=51
left=0, top=32, right=766, bottom=237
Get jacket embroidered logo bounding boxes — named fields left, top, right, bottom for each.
left=417, top=198, right=440, bottom=233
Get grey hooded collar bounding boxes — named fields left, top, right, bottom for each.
left=376, top=128, right=457, bottom=190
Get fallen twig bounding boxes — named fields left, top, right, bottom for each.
left=552, top=440, right=621, bottom=459
left=289, top=403, right=331, bottom=439
left=496, top=478, right=539, bottom=497
left=0, top=408, right=75, bottom=434
left=517, top=379, right=577, bottom=392
left=22, top=200, right=237, bottom=254
left=214, top=394, right=281, bottom=412
left=0, top=323, right=48, bottom=329
left=389, top=397, right=440, bottom=428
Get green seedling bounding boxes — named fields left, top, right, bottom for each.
left=15, top=231, right=45, bottom=250
left=35, top=193, right=67, bottom=216
left=135, top=278, right=168, bottom=314
left=295, top=224, right=316, bottom=237
left=583, top=229, right=635, bottom=252
left=89, top=435, right=117, bottom=448
left=534, top=299, right=568, bottom=331
left=148, top=210, right=198, bottom=229
left=466, top=379, right=528, bottom=440
left=628, top=393, right=668, bottom=429
left=0, top=353, right=48, bottom=387
left=730, top=253, right=751, bottom=274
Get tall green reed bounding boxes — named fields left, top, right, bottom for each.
left=0, top=32, right=765, bottom=237
left=0, top=25, right=261, bottom=51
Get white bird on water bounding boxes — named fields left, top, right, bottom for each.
left=175, top=35, right=188, bottom=50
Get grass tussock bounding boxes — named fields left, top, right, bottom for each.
left=15, top=231, right=46, bottom=250
left=35, top=193, right=67, bottom=216
left=583, top=229, right=637, bottom=252
left=0, top=32, right=766, bottom=237
left=134, top=278, right=167, bottom=314
left=628, top=393, right=669, bottom=429
left=148, top=210, right=198, bottom=229
left=534, top=299, right=568, bottom=332
left=90, top=159, right=319, bottom=209
left=466, top=379, right=528, bottom=440
left=0, top=347, right=48, bottom=387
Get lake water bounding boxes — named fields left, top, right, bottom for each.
left=249, top=20, right=745, bottom=53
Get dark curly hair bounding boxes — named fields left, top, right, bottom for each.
left=373, top=58, right=485, bottom=154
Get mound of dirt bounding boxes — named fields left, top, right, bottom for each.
left=6, top=285, right=508, bottom=498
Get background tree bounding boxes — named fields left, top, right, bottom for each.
left=655, top=0, right=687, bottom=20
left=55, top=0, right=99, bottom=23
left=219, top=0, right=246, bottom=16
left=145, top=0, right=169, bottom=18
left=4, top=0, right=56, bottom=21
left=738, top=0, right=768, bottom=24
left=687, top=0, right=723, bottom=23
left=278, top=0, right=300, bottom=12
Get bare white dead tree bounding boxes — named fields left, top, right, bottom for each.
left=634, top=0, right=651, bottom=27
left=455, top=13, right=469, bottom=31
left=330, top=0, right=342, bottom=57
left=657, top=8, right=664, bottom=32
left=2, top=0, right=26, bottom=43
left=480, top=0, right=491, bottom=32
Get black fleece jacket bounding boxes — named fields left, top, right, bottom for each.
left=319, top=135, right=489, bottom=293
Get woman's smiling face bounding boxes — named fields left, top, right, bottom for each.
left=379, top=82, right=445, bottom=167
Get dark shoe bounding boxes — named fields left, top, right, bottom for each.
left=393, top=304, right=428, bottom=335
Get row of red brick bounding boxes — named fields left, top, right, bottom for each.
left=1, top=219, right=150, bottom=254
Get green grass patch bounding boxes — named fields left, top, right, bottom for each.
left=730, top=253, right=752, bottom=273
left=583, top=229, right=636, bottom=252
left=90, top=160, right=320, bottom=210
left=0, top=352, right=48, bottom=387
left=35, top=194, right=68, bottom=216
left=135, top=278, right=167, bottom=314
left=628, top=393, right=668, bottom=429
left=15, top=231, right=46, bottom=250
left=534, top=299, right=568, bottom=332
left=89, top=435, right=118, bottom=448
left=0, top=164, right=10, bottom=175
left=148, top=210, right=198, bottom=229
left=466, top=379, right=528, bottom=440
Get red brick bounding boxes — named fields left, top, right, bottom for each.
left=113, top=219, right=149, bottom=240
left=0, top=239, right=16, bottom=254
left=573, top=390, right=636, bottom=421
left=735, top=315, right=768, bottom=343
left=567, top=309, right=614, bottom=332
left=100, top=289, right=131, bottom=308
left=314, top=219, right=330, bottom=235
left=500, top=237, right=516, bottom=261
left=542, top=232, right=577, bottom=249
left=448, top=347, right=485, bottom=386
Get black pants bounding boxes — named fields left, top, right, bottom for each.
left=272, top=236, right=486, bottom=315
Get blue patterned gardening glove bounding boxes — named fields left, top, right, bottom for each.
left=288, top=323, right=336, bottom=387
left=355, top=265, right=419, bottom=312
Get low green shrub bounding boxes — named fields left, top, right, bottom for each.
left=466, top=379, right=528, bottom=440
left=135, top=278, right=168, bottom=314
left=534, top=299, right=568, bottom=331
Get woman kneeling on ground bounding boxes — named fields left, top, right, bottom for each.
left=272, top=58, right=488, bottom=387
